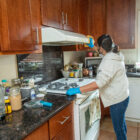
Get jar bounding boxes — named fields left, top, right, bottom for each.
left=11, top=78, right=21, bottom=87
left=9, top=87, right=22, bottom=111
left=69, top=71, right=74, bottom=77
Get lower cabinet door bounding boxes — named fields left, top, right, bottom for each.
left=52, top=121, right=74, bottom=140
left=24, top=122, right=49, bottom=140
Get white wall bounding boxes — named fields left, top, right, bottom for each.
left=63, top=51, right=86, bottom=65
left=0, top=55, right=18, bottom=84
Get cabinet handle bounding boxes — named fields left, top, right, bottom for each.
left=58, top=116, right=70, bottom=125
left=66, top=13, right=68, bottom=24
left=131, top=36, right=134, bottom=45
left=32, top=28, right=39, bottom=44
left=62, top=12, right=65, bottom=25
left=36, top=28, right=39, bottom=44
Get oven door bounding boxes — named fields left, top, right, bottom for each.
left=79, top=91, right=101, bottom=140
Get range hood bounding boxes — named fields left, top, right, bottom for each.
left=41, top=27, right=89, bottom=46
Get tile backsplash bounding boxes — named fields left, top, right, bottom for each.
left=121, top=49, right=137, bottom=64
left=17, top=46, right=63, bottom=84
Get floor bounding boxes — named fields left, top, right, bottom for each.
left=98, top=117, right=140, bottom=140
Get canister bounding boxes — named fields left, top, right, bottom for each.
left=9, top=87, right=22, bottom=111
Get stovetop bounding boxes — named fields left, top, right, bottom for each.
left=45, top=78, right=95, bottom=94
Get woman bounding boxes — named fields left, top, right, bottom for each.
left=66, top=34, right=129, bottom=140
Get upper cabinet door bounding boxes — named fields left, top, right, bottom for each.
left=106, top=0, right=135, bottom=49
left=78, top=0, right=90, bottom=35
left=0, top=0, right=34, bottom=51
left=88, top=0, right=106, bottom=42
left=62, top=0, right=78, bottom=32
left=41, top=0, right=62, bottom=29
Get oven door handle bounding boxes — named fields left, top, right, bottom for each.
left=79, top=102, right=92, bottom=110
left=58, top=116, right=70, bottom=125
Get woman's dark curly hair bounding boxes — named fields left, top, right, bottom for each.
left=97, top=34, right=119, bottom=53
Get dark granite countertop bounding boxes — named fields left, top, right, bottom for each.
left=126, top=72, right=140, bottom=78
left=0, top=93, right=76, bottom=140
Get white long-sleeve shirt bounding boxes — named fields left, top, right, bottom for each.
left=96, top=52, right=129, bottom=107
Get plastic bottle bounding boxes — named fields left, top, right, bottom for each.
left=30, top=89, right=36, bottom=100
left=29, top=79, right=35, bottom=88
left=4, top=96, right=12, bottom=114
left=88, top=66, right=93, bottom=78
left=1, top=79, right=7, bottom=87
left=0, top=86, right=6, bottom=118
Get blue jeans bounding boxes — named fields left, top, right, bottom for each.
left=110, top=97, right=129, bottom=140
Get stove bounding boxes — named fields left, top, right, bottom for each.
left=45, top=78, right=95, bottom=94
left=44, top=78, right=100, bottom=140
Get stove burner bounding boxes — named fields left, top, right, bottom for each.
left=64, top=85, right=70, bottom=90
left=65, top=78, right=69, bottom=81
left=79, top=78, right=84, bottom=82
left=69, top=83, right=78, bottom=88
left=46, top=78, right=95, bottom=94
left=47, top=82, right=65, bottom=90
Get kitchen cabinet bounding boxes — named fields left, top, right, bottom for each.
left=106, top=0, right=135, bottom=49
left=88, top=0, right=106, bottom=42
left=62, top=0, right=78, bottom=32
left=24, top=103, right=74, bottom=140
left=49, top=103, right=74, bottom=140
left=41, top=0, right=78, bottom=32
left=78, top=0, right=89, bottom=35
left=52, top=121, right=73, bottom=140
left=100, top=99, right=110, bottom=120
left=24, top=122, right=49, bottom=140
left=41, top=0, right=62, bottom=29
left=125, top=78, right=140, bottom=121
left=0, top=0, right=34, bottom=51
left=0, top=0, right=42, bottom=54
left=61, top=0, right=92, bottom=51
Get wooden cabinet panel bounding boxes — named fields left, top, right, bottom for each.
left=78, top=0, right=89, bottom=35
left=24, top=103, right=74, bottom=140
left=52, top=121, right=74, bottom=140
left=100, top=98, right=110, bottom=120
left=41, top=0, right=78, bottom=32
left=106, top=0, right=135, bottom=49
left=0, top=0, right=34, bottom=51
left=62, top=0, right=78, bottom=32
left=41, top=0, right=62, bottom=29
left=49, top=104, right=73, bottom=140
left=24, top=122, right=49, bottom=140
left=30, top=0, right=42, bottom=52
left=89, top=0, right=106, bottom=42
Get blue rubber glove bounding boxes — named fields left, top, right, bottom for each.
left=66, top=87, right=81, bottom=96
left=86, top=37, right=94, bottom=48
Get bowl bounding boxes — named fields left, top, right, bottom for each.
left=36, top=94, right=45, bottom=100
left=38, top=87, right=47, bottom=94
left=61, top=70, right=70, bottom=78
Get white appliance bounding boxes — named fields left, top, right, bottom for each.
left=74, top=91, right=101, bottom=140
left=45, top=78, right=101, bottom=140
left=125, top=77, right=140, bottom=122
left=85, top=57, right=102, bottom=68
left=41, top=27, right=89, bottom=46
